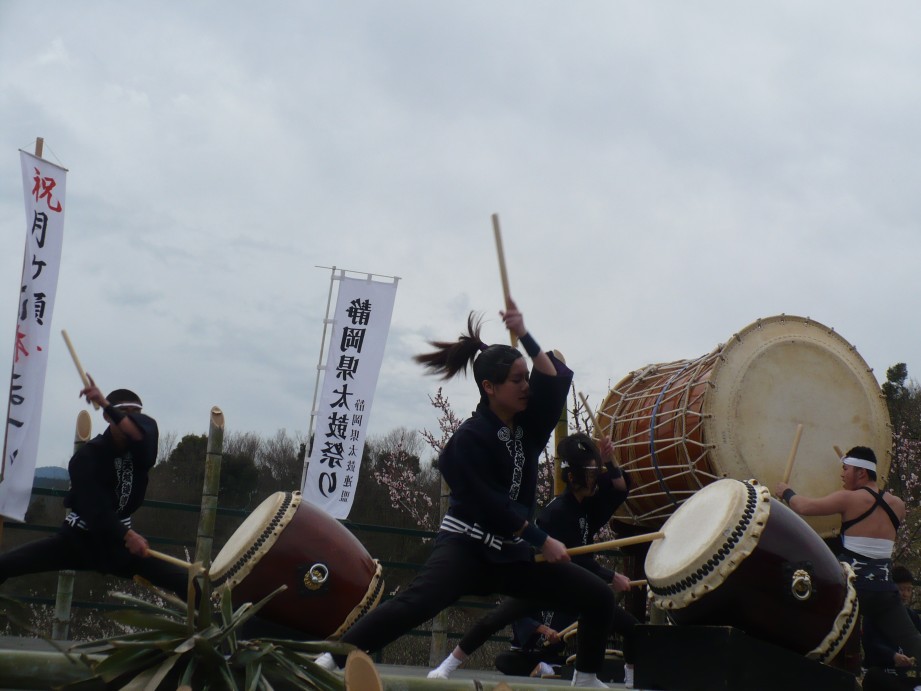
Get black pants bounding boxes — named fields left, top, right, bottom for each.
left=458, top=592, right=638, bottom=663
left=340, top=537, right=616, bottom=674
left=862, top=667, right=917, bottom=691
left=0, top=527, right=190, bottom=600
left=860, top=590, right=921, bottom=665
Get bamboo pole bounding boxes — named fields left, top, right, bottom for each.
left=52, top=410, right=92, bottom=640
left=491, top=213, right=517, bottom=348
left=345, top=650, right=383, bottom=691
left=429, top=474, right=451, bottom=665
left=194, top=406, right=225, bottom=627
left=0, top=650, right=580, bottom=691
left=195, top=407, right=224, bottom=568
left=534, top=532, right=664, bottom=562
left=781, top=423, right=804, bottom=484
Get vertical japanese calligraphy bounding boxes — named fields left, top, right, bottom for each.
left=0, top=151, right=68, bottom=521
left=302, top=275, right=398, bottom=518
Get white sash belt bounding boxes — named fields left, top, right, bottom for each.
left=440, top=514, right=522, bottom=551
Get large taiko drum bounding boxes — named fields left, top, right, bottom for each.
left=599, top=314, right=891, bottom=537
left=645, top=479, right=859, bottom=665
left=209, top=491, right=384, bottom=639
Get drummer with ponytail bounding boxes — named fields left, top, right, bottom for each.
left=317, top=298, right=617, bottom=688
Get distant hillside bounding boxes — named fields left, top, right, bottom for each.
left=33, top=465, right=69, bottom=489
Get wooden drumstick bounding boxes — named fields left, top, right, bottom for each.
left=557, top=621, right=578, bottom=639
left=833, top=445, right=844, bottom=460
left=578, top=391, right=604, bottom=438
left=148, top=549, right=205, bottom=574
left=542, top=621, right=579, bottom=647
left=534, top=532, right=664, bottom=562
left=61, top=330, right=100, bottom=410
left=781, top=423, right=804, bottom=484
left=491, top=213, right=518, bottom=348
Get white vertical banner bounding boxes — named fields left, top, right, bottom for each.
left=0, top=152, right=68, bottom=521
left=303, top=274, right=398, bottom=518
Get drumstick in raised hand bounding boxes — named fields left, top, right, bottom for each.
left=61, top=330, right=100, bottom=410
left=782, top=423, right=804, bottom=484
left=833, top=445, right=844, bottom=460
left=491, top=213, right=518, bottom=348
left=578, top=391, right=605, bottom=439
left=534, top=532, right=664, bottom=562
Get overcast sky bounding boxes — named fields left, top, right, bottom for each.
left=2, top=2, right=920, bottom=472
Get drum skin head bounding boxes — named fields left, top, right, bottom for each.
left=703, top=315, right=891, bottom=537
left=645, top=479, right=757, bottom=585
left=210, top=491, right=298, bottom=583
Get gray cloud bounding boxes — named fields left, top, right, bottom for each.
left=1, top=1, right=919, bottom=472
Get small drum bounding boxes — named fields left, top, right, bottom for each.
left=599, top=314, right=891, bottom=537
left=645, top=479, right=858, bottom=664
left=210, top=491, right=384, bottom=639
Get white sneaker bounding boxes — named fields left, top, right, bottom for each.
left=314, top=652, right=337, bottom=671
left=624, top=664, right=635, bottom=688
left=537, top=661, right=556, bottom=677
left=571, top=670, right=611, bottom=687
left=427, top=668, right=450, bottom=679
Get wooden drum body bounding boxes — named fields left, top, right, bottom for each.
left=645, top=479, right=858, bottom=664
left=599, top=314, right=890, bottom=537
left=209, top=491, right=384, bottom=639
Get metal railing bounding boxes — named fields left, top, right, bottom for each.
left=4, top=487, right=500, bottom=645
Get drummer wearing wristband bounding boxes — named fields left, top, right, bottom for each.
left=0, top=378, right=190, bottom=599
left=774, top=446, right=921, bottom=673
left=316, top=298, right=616, bottom=688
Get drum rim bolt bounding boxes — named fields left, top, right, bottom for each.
left=305, top=562, right=330, bottom=591
left=791, top=568, right=813, bottom=601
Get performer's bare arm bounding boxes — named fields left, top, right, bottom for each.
left=774, top=483, right=853, bottom=517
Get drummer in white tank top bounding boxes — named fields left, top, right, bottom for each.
left=774, top=448, right=904, bottom=557
left=774, top=446, right=921, bottom=669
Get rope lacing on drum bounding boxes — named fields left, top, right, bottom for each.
left=212, top=491, right=295, bottom=589
left=649, top=482, right=759, bottom=597
left=648, top=360, right=698, bottom=510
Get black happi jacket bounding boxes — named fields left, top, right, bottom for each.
left=537, top=465, right=630, bottom=582
left=63, top=412, right=159, bottom=542
left=438, top=353, right=572, bottom=557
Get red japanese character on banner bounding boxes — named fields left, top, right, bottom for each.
left=14, top=326, right=29, bottom=363
left=31, top=167, right=63, bottom=213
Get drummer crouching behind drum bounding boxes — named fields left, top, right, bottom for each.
left=775, top=446, right=921, bottom=673
left=316, top=299, right=617, bottom=688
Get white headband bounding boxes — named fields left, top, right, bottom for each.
left=112, top=402, right=142, bottom=410
left=843, top=456, right=876, bottom=472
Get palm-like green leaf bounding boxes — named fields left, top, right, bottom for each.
left=61, top=580, right=348, bottom=691
left=92, top=646, right=168, bottom=683
left=107, top=610, right=191, bottom=635
left=119, top=654, right=182, bottom=691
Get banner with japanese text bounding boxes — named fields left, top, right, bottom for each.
left=303, top=274, right=398, bottom=518
left=0, top=151, right=67, bottom=521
